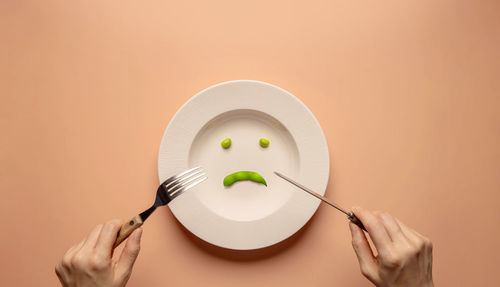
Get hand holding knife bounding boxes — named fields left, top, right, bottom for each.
left=274, top=171, right=366, bottom=231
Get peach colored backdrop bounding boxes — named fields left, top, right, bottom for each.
left=1, top=1, right=499, bottom=286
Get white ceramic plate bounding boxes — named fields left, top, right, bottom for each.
left=158, top=80, right=329, bottom=250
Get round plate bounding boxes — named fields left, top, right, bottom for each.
left=158, top=80, right=329, bottom=250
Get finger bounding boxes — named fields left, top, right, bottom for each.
left=349, top=222, right=378, bottom=283
left=352, top=206, right=393, bottom=257
left=81, top=224, right=104, bottom=251
left=95, top=219, right=122, bottom=258
left=349, top=222, right=376, bottom=264
left=406, top=224, right=430, bottom=244
left=395, top=218, right=423, bottom=246
left=55, top=263, right=69, bottom=285
left=378, top=212, right=407, bottom=243
left=61, top=240, right=85, bottom=271
left=397, top=219, right=433, bottom=255
left=66, top=240, right=85, bottom=259
left=115, top=228, right=142, bottom=283
left=395, top=218, right=433, bottom=272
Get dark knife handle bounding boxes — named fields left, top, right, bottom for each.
left=347, top=212, right=367, bottom=232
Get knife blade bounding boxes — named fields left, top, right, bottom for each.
left=274, top=171, right=366, bottom=232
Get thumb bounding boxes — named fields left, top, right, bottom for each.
left=115, top=228, right=142, bottom=284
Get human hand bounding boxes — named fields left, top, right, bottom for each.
left=55, top=220, right=142, bottom=287
left=349, top=207, right=433, bottom=287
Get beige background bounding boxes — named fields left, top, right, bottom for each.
left=1, top=0, right=499, bottom=286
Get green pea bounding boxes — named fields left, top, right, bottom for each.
left=221, top=138, right=231, bottom=149
left=259, top=138, right=270, bottom=147
left=223, top=171, right=267, bottom=187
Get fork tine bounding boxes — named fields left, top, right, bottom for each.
left=168, top=172, right=206, bottom=196
left=168, top=176, right=207, bottom=200
left=165, top=170, right=204, bottom=192
left=162, top=166, right=201, bottom=188
left=165, top=170, right=205, bottom=192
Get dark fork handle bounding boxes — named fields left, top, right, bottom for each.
left=113, top=215, right=143, bottom=248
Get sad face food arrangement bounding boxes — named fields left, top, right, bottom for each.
left=158, top=80, right=329, bottom=250
left=221, top=137, right=270, bottom=187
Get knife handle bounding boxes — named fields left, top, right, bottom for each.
left=347, top=212, right=367, bottom=232
left=113, top=215, right=143, bottom=249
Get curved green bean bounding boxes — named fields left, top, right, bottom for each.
left=221, top=138, right=232, bottom=149
left=259, top=138, right=270, bottom=147
left=223, top=171, right=267, bottom=187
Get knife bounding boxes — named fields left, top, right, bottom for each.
left=274, top=171, right=367, bottom=232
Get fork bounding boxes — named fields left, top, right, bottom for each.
left=113, top=166, right=207, bottom=248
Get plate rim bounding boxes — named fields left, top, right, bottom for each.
left=158, top=80, right=330, bottom=250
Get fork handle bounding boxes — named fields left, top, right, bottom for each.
left=113, top=215, right=143, bottom=248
